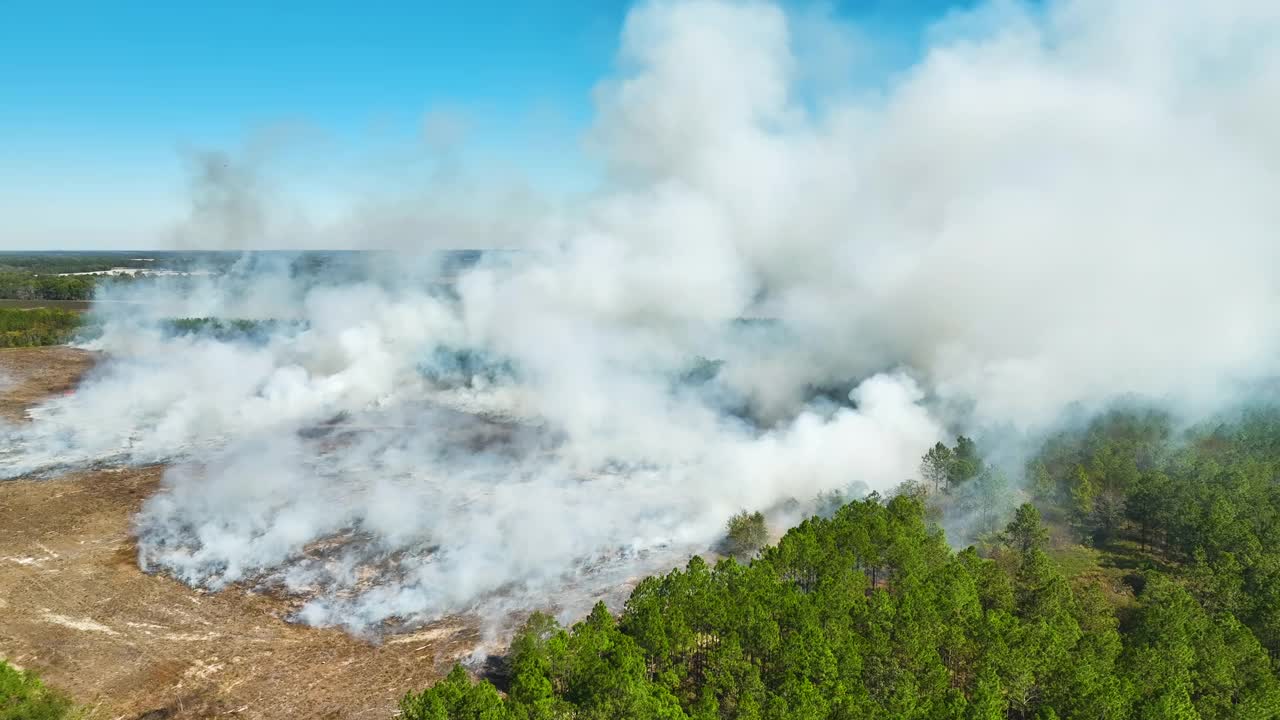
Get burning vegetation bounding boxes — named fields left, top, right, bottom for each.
left=6, top=0, right=1280, bottom=717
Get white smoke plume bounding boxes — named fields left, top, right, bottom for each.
left=5, top=0, right=1280, bottom=633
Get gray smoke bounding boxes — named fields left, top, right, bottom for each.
left=5, top=0, right=1280, bottom=634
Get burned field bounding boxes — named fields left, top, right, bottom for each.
left=0, top=347, right=96, bottom=423
left=0, top=347, right=474, bottom=719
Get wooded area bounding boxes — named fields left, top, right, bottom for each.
left=401, top=408, right=1280, bottom=719
left=0, top=272, right=95, bottom=302
left=0, top=308, right=82, bottom=348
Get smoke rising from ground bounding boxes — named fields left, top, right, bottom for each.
left=5, top=0, right=1280, bottom=633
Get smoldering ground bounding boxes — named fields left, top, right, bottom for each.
left=5, top=0, right=1280, bottom=636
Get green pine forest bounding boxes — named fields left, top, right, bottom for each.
left=400, top=408, right=1280, bottom=719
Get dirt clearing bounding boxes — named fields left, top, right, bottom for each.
left=0, top=346, right=96, bottom=423
left=1, top=347, right=467, bottom=719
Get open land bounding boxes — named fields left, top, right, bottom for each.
left=0, top=347, right=470, bottom=719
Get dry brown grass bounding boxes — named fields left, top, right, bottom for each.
left=0, top=347, right=470, bottom=719
left=0, top=346, right=96, bottom=423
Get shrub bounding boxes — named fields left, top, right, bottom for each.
left=0, top=308, right=82, bottom=347
left=0, top=661, right=76, bottom=720
left=723, top=510, right=768, bottom=559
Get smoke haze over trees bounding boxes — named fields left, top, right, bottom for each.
left=401, top=412, right=1280, bottom=718
left=4, top=0, right=1280, bottom=653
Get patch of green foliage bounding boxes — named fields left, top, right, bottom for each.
left=0, top=308, right=83, bottom=348
left=679, top=356, right=725, bottom=386
left=0, top=252, right=154, bottom=275
left=162, top=317, right=290, bottom=343
left=723, top=510, right=768, bottom=560
left=920, top=435, right=1015, bottom=538
left=0, top=661, right=76, bottom=720
left=920, top=435, right=985, bottom=493
left=1046, top=542, right=1105, bottom=579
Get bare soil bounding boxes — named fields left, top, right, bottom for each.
left=0, top=346, right=97, bottom=423
left=0, top=347, right=469, bottom=719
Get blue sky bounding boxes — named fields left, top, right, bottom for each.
left=0, top=0, right=975, bottom=248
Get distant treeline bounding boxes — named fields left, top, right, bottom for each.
left=0, top=249, right=497, bottom=277
left=0, top=308, right=82, bottom=348
left=0, top=312, right=294, bottom=348
left=0, top=252, right=155, bottom=274
left=0, top=272, right=96, bottom=301
left=0, top=251, right=225, bottom=275
left=163, top=317, right=297, bottom=342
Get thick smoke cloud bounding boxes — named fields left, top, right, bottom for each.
left=5, top=0, right=1280, bottom=633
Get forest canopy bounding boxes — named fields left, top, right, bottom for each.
left=400, top=408, right=1280, bottom=720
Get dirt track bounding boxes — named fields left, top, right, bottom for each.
left=0, top=347, right=468, bottom=719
